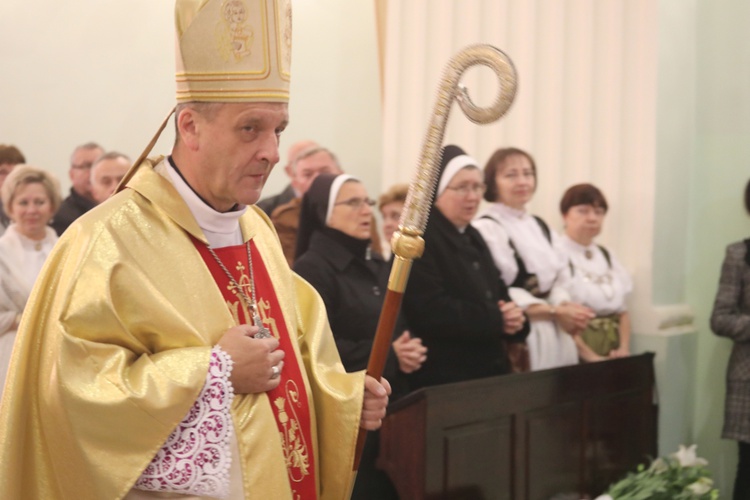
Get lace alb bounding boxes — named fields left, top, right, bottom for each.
left=134, top=346, right=236, bottom=498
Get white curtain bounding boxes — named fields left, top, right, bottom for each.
left=381, top=0, right=665, bottom=333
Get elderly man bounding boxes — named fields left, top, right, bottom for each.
left=271, top=146, right=343, bottom=263
left=0, top=144, right=26, bottom=234
left=51, top=141, right=104, bottom=235
left=90, top=152, right=132, bottom=204
left=0, top=1, right=389, bottom=499
left=256, top=138, right=318, bottom=215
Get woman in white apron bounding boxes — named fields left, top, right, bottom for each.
left=474, top=148, right=593, bottom=371
left=556, top=184, right=632, bottom=362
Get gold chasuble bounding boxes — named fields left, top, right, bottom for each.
left=0, top=157, right=364, bottom=500
left=193, top=240, right=316, bottom=498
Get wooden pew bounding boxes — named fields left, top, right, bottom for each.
left=378, top=353, right=657, bottom=500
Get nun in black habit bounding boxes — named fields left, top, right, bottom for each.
left=293, top=173, right=426, bottom=500
left=402, top=145, right=529, bottom=391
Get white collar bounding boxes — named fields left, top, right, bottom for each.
left=165, top=159, right=246, bottom=248
left=493, top=202, right=528, bottom=220
left=561, top=233, right=596, bottom=254
left=5, top=224, right=57, bottom=250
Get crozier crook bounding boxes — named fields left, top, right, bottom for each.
left=352, top=44, right=518, bottom=472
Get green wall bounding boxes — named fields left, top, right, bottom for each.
left=655, top=0, right=696, bottom=306
left=689, top=0, right=750, bottom=495
left=654, top=0, right=750, bottom=495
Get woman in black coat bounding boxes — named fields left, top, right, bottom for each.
left=294, top=173, right=426, bottom=500
left=403, top=145, right=529, bottom=391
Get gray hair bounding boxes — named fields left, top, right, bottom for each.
left=91, top=151, right=132, bottom=180
left=290, top=146, right=341, bottom=173
left=173, top=102, right=225, bottom=145
left=92, top=151, right=131, bottom=168
left=70, top=142, right=104, bottom=166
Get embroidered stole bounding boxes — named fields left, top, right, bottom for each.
left=194, top=239, right=317, bottom=499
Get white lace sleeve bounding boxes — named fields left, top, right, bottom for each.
left=134, top=346, right=236, bottom=499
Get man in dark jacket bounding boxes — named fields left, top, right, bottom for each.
left=51, top=142, right=103, bottom=235
left=256, top=139, right=318, bottom=214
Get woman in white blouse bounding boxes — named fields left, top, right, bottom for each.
left=474, top=147, right=594, bottom=371
left=0, top=165, right=60, bottom=396
left=557, top=183, right=632, bottom=361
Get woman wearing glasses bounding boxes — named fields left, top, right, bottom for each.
left=473, top=147, right=594, bottom=372
left=294, top=173, right=425, bottom=500
left=402, top=145, right=528, bottom=391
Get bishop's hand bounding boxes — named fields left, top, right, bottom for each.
left=360, top=375, right=391, bottom=430
left=217, top=325, right=285, bottom=394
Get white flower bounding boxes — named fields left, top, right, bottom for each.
left=687, top=476, right=714, bottom=495
left=671, top=444, right=709, bottom=467
left=649, top=457, right=668, bottom=473
left=593, top=495, right=613, bottom=500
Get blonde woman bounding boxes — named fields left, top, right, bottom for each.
left=378, top=183, right=408, bottom=258
left=0, top=165, right=61, bottom=396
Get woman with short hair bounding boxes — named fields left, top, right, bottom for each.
left=377, top=183, right=408, bottom=258
left=0, top=165, right=61, bottom=396
left=473, top=147, right=593, bottom=371
left=557, top=183, right=633, bottom=362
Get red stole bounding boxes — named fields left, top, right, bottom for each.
left=194, top=238, right=317, bottom=499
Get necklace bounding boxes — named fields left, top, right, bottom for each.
left=581, top=270, right=615, bottom=301
left=206, top=242, right=272, bottom=339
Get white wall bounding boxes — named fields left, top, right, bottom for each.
left=0, top=0, right=382, bottom=199
left=0, top=1, right=175, bottom=186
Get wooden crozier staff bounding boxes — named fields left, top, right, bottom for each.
left=352, top=43, right=518, bottom=471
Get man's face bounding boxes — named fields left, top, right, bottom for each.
left=0, top=162, right=16, bottom=189
left=69, top=147, right=103, bottom=199
left=91, top=157, right=131, bottom=204
left=190, top=102, right=288, bottom=211
left=283, top=140, right=318, bottom=181
left=291, top=151, right=340, bottom=196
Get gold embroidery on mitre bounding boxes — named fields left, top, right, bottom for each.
left=216, top=0, right=255, bottom=62
left=175, top=0, right=288, bottom=103
left=273, top=381, right=311, bottom=482
left=275, top=0, right=292, bottom=79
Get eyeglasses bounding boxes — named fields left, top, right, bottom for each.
left=71, top=162, right=93, bottom=170
left=445, top=183, right=486, bottom=197
left=334, top=197, right=376, bottom=210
